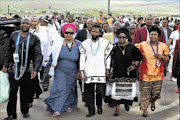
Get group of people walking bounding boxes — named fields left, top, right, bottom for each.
left=1, top=13, right=179, bottom=120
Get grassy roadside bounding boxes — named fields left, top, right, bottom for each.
left=0, top=1, right=179, bottom=17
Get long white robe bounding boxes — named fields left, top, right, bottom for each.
left=35, top=26, right=61, bottom=67
left=79, top=38, right=113, bottom=84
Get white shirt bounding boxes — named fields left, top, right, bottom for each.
left=79, top=38, right=113, bottom=84
left=169, top=30, right=180, bottom=50
left=36, top=26, right=60, bottom=66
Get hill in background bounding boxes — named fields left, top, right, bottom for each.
left=0, top=0, right=179, bottom=17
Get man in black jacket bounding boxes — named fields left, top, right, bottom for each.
left=2, top=18, right=42, bottom=120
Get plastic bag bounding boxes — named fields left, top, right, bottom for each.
left=0, top=71, right=10, bottom=103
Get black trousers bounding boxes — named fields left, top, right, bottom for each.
left=7, top=71, right=32, bottom=118
left=86, top=83, right=105, bottom=114
left=29, top=76, right=42, bottom=103
left=40, top=67, right=49, bottom=88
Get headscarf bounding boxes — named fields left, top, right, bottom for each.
left=61, top=23, right=76, bottom=35
left=116, top=27, right=130, bottom=41
left=31, top=15, right=39, bottom=20
left=41, top=16, right=49, bottom=23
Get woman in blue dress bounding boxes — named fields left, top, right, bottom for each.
left=44, top=23, right=81, bottom=116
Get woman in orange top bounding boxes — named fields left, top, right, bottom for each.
left=136, top=26, right=170, bottom=117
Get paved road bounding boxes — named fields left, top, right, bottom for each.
left=0, top=72, right=179, bottom=120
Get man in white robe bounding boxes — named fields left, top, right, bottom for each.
left=37, top=16, right=61, bottom=91
left=79, top=25, right=113, bottom=117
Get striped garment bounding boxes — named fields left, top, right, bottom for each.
left=140, top=80, right=163, bottom=110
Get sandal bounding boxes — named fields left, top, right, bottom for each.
left=53, top=112, right=60, bottom=116
left=66, top=108, right=72, bottom=112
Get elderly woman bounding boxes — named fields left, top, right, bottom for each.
left=44, top=23, right=81, bottom=116
left=172, top=39, right=180, bottom=93
left=136, top=26, right=170, bottom=117
left=110, top=27, right=142, bottom=116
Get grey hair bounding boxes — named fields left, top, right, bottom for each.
left=87, top=19, right=96, bottom=24
left=113, top=21, right=121, bottom=26
left=144, top=14, right=154, bottom=20
left=73, top=21, right=79, bottom=25
left=21, top=17, right=31, bottom=23
left=130, top=23, right=136, bottom=28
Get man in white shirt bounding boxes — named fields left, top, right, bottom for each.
left=79, top=25, right=113, bottom=117
left=38, top=16, right=61, bottom=91
left=51, top=16, right=61, bottom=31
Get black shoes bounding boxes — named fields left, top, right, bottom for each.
left=97, top=107, right=103, bottom=115
left=143, top=113, right=148, bottom=117
left=4, top=116, right=16, bottom=120
left=113, top=111, right=119, bottom=117
left=143, top=110, right=148, bottom=117
left=43, top=87, right=48, bottom=92
left=86, top=113, right=95, bottom=117
left=23, top=113, right=30, bottom=118
left=151, top=106, right=155, bottom=111
left=124, top=104, right=129, bottom=111
left=113, top=113, right=119, bottom=117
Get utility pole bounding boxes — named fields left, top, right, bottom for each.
left=108, top=0, right=110, bottom=15
left=8, top=5, right=9, bottom=15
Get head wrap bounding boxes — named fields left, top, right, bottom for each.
left=31, top=15, right=39, bottom=20
left=41, top=16, right=49, bottom=23
left=61, top=23, right=77, bottom=35
left=149, top=25, right=161, bottom=36
left=116, top=27, right=130, bottom=40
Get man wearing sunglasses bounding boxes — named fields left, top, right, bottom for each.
left=79, top=25, right=113, bottom=117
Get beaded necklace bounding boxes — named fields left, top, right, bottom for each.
left=91, top=39, right=100, bottom=56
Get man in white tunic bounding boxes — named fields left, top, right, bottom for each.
left=79, top=25, right=113, bottom=117
left=37, top=16, right=61, bottom=91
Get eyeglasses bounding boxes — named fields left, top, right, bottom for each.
left=65, top=31, right=74, bottom=34
left=118, top=36, right=127, bottom=39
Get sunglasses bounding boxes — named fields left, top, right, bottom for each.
left=130, top=28, right=136, bottom=30
left=118, top=36, right=127, bottom=39
left=65, top=31, right=74, bottom=34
